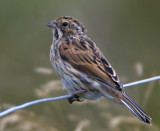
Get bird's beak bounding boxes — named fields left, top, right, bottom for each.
left=46, top=21, right=56, bottom=28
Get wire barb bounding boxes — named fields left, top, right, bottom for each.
left=0, top=75, right=160, bottom=118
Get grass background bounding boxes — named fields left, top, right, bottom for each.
left=0, top=0, right=160, bottom=130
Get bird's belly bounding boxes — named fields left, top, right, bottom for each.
left=60, top=69, right=104, bottom=100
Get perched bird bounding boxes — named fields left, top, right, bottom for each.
left=47, top=16, right=151, bottom=125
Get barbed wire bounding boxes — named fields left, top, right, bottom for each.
left=0, top=75, right=160, bottom=118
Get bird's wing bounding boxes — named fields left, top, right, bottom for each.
left=59, top=37, right=123, bottom=91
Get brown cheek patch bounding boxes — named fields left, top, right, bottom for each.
left=68, top=30, right=74, bottom=35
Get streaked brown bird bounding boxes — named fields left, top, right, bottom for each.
left=47, top=16, right=151, bottom=125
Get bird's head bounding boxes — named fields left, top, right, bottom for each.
left=47, top=16, right=87, bottom=41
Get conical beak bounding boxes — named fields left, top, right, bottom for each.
left=46, top=21, right=56, bottom=28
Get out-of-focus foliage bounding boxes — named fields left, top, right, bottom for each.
left=0, top=0, right=160, bottom=131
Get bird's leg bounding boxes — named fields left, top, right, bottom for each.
left=68, top=90, right=86, bottom=104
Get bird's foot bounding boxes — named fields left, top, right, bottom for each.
left=68, top=90, right=86, bottom=104
left=68, top=95, right=84, bottom=104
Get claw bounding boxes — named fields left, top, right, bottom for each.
left=67, top=90, right=86, bottom=104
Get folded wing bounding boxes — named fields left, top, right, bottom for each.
left=59, top=37, right=123, bottom=91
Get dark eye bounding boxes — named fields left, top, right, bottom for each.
left=62, top=22, right=68, bottom=26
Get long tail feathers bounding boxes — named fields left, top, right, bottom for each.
left=121, top=93, right=152, bottom=125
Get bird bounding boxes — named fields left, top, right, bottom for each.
left=47, top=16, right=152, bottom=125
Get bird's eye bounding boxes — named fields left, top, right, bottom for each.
left=62, top=22, right=68, bottom=26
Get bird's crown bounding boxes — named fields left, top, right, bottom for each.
left=47, top=16, right=87, bottom=37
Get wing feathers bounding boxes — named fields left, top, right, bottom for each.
left=59, top=37, right=123, bottom=90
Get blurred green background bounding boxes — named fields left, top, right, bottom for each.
left=0, top=0, right=160, bottom=131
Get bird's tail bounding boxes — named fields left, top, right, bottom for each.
left=121, top=93, right=152, bottom=125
